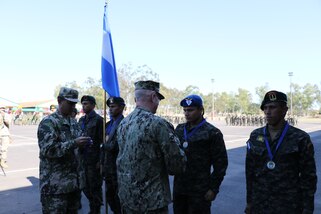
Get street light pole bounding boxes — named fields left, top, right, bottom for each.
left=211, top=78, right=215, bottom=121
left=288, top=72, right=293, bottom=116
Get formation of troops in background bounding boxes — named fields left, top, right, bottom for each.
left=224, top=114, right=298, bottom=126
left=2, top=104, right=299, bottom=128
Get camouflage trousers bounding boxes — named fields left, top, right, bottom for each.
left=121, top=206, right=168, bottom=214
left=41, top=190, right=81, bottom=214
left=105, top=176, right=121, bottom=214
left=173, top=194, right=211, bottom=214
left=0, top=136, right=10, bottom=160
left=83, top=163, right=103, bottom=213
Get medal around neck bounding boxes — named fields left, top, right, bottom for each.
left=183, top=141, right=188, bottom=148
left=267, top=161, right=276, bottom=170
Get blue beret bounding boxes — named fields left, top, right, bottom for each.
left=260, top=90, right=287, bottom=110
left=180, top=95, right=203, bottom=107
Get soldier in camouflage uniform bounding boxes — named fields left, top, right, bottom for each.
left=116, top=80, right=186, bottom=214
left=79, top=95, right=104, bottom=213
left=0, top=107, right=11, bottom=168
left=173, top=95, right=228, bottom=214
left=37, top=87, right=91, bottom=214
left=101, top=96, right=125, bottom=214
left=245, top=90, right=317, bottom=214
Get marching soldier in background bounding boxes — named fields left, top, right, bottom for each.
left=116, top=80, right=186, bottom=213
left=0, top=107, right=11, bottom=168
left=173, top=95, right=228, bottom=214
left=38, top=87, right=90, bottom=213
left=79, top=95, right=104, bottom=214
left=245, top=90, right=317, bottom=214
left=101, top=96, right=125, bottom=214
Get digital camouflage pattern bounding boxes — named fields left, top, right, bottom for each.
left=78, top=110, right=104, bottom=211
left=58, top=87, right=79, bottom=103
left=0, top=112, right=10, bottom=165
left=134, top=80, right=165, bottom=100
left=173, top=122, right=228, bottom=196
left=246, top=124, right=317, bottom=214
left=116, top=107, right=186, bottom=212
left=37, top=111, right=85, bottom=195
left=134, top=80, right=161, bottom=92
left=40, top=190, right=81, bottom=214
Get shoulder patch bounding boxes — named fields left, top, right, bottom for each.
left=256, top=135, right=264, bottom=142
left=246, top=140, right=251, bottom=150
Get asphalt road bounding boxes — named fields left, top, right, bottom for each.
left=0, top=119, right=320, bottom=214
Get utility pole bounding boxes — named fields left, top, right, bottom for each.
left=288, top=72, right=293, bottom=116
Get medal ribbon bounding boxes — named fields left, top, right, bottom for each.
left=263, top=122, right=289, bottom=161
left=184, top=119, right=206, bottom=142
left=106, top=119, right=114, bottom=135
left=106, top=116, right=122, bottom=135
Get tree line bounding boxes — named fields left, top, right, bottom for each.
left=54, top=63, right=321, bottom=117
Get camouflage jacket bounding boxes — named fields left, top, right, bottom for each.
left=37, top=111, right=85, bottom=195
left=78, top=110, right=104, bottom=164
left=116, top=107, right=186, bottom=211
left=101, top=115, right=124, bottom=179
left=0, top=112, right=10, bottom=136
left=246, top=124, right=317, bottom=214
left=173, top=121, right=228, bottom=197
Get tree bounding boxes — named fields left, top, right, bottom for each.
left=117, top=63, right=161, bottom=112
left=255, top=83, right=270, bottom=104
left=183, top=85, right=200, bottom=97
left=53, top=66, right=321, bottom=117
left=236, top=88, right=252, bottom=114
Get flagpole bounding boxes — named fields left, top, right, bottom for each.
left=103, top=89, right=108, bottom=214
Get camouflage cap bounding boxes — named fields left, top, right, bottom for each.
left=81, top=95, right=96, bottom=105
left=134, top=80, right=165, bottom=100
left=107, top=96, right=125, bottom=107
left=58, top=87, right=79, bottom=103
left=180, top=95, right=203, bottom=107
left=260, top=90, right=287, bottom=110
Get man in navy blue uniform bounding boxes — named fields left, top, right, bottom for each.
left=173, top=95, right=228, bottom=214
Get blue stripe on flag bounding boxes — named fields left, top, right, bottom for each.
left=101, top=5, right=120, bottom=97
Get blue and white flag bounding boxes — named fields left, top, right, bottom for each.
left=101, top=4, right=120, bottom=97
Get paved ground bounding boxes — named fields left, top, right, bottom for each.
left=0, top=118, right=320, bottom=214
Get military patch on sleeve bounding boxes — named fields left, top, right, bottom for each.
left=256, top=135, right=264, bottom=142
left=246, top=140, right=251, bottom=150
